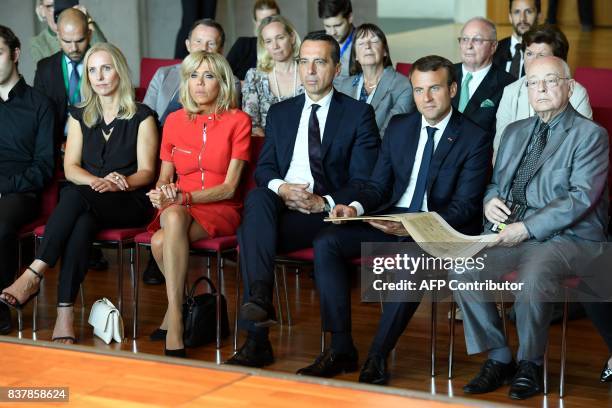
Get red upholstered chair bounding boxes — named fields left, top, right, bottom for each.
left=396, top=62, right=412, bottom=77
left=574, top=67, right=612, bottom=108
left=133, top=137, right=265, bottom=347
left=135, top=57, right=182, bottom=102
left=592, top=107, right=612, bottom=210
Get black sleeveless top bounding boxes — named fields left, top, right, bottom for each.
left=70, top=103, right=154, bottom=178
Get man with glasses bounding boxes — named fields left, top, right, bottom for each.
left=453, top=55, right=608, bottom=400
left=452, top=17, right=515, bottom=134
left=31, top=0, right=105, bottom=65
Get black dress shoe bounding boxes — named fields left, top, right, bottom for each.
left=296, top=348, right=359, bottom=378
left=0, top=303, right=11, bottom=335
left=600, top=359, right=612, bottom=383
left=143, top=256, right=165, bottom=285
left=359, top=354, right=389, bottom=385
left=225, top=337, right=274, bottom=368
left=463, top=359, right=517, bottom=394
left=149, top=328, right=167, bottom=341
left=165, top=347, right=187, bottom=358
left=509, top=360, right=543, bottom=400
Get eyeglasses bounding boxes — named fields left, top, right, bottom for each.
left=355, top=38, right=381, bottom=48
left=457, top=37, right=496, bottom=46
left=525, top=74, right=570, bottom=89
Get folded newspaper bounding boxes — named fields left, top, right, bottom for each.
left=324, top=212, right=497, bottom=259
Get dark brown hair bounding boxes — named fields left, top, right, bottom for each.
left=318, top=0, right=352, bottom=19
left=253, top=0, right=280, bottom=20
left=349, top=23, right=392, bottom=76
left=0, top=25, right=20, bottom=60
left=410, top=55, right=457, bottom=87
left=522, top=24, right=569, bottom=61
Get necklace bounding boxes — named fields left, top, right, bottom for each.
left=272, top=62, right=298, bottom=103
left=101, top=127, right=114, bottom=141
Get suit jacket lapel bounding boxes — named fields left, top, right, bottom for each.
left=464, top=66, right=497, bottom=116
left=451, top=67, right=463, bottom=109
left=427, top=111, right=461, bottom=191
left=369, top=67, right=393, bottom=109
left=52, top=53, right=68, bottom=106
left=321, top=91, right=343, bottom=159
left=532, top=108, right=574, bottom=174
left=280, top=95, right=305, bottom=172
left=395, top=117, right=421, bottom=196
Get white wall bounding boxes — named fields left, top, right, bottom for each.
left=378, top=0, right=486, bottom=22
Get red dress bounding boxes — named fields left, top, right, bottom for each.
left=147, top=108, right=251, bottom=237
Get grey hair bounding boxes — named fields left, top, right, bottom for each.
left=559, top=58, right=571, bottom=78
left=462, top=16, right=497, bottom=40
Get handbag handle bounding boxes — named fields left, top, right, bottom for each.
left=187, top=275, right=218, bottom=299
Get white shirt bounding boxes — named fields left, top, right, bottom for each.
left=505, top=35, right=524, bottom=77
left=350, top=109, right=453, bottom=215
left=462, top=63, right=492, bottom=99
left=268, top=89, right=335, bottom=206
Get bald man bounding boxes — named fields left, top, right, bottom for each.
left=452, top=56, right=608, bottom=400
left=34, top=7, right=91, bottom=147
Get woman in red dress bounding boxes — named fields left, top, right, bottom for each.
left=147, top=51, right=251, bottom=357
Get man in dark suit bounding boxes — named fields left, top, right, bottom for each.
left=296, top=55, right=492, bottom=383
left=34, top=8, right=108, bottom=271
left=34, top=7, right=90, bottom=150
left=453, top=17, right=515, bottom=134
left=493, top=0, right=541, bottom=79
left=225, top=32, right=380, bottom=368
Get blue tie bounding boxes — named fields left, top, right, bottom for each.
left=68, top=61, right=81, bottom=105
left=408, top=126, right=437, bottom=212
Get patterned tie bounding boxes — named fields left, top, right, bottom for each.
left=408, top=126, right=437, bottom=212
left=509, top=43, right=522, bottom=78
left=511, top=121, right=550, bottom=205
left=308, top=104, right=328, bottom=195
left=458, top=71, right=473, bottom=113
left=68, top=61, right=81, bottom=105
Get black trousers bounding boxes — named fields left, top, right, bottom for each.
left=37, top=184, right=151, bottom=304
left=313, top=221, right=423, bottom=358
left=237, top=187, right=326, bottom=337
left=547, top=0, right=594, bottom=26
left=174, top=0, right=218, bottom=59
left=0, top=193, right=40, bottom=288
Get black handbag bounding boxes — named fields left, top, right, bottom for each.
left=182, top=276, right=230, bottom=348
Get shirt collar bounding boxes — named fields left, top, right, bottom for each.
left=511, top=34, right=522, bottom=47
left=462, top=63, right=492, bottom=82
left=6, top=77, right=27, bottom=101
left=64, top=54, right=83, bottom=67
left=304, top=88, right=334, bottom=111
left=421, top=108, right=453, bottom=133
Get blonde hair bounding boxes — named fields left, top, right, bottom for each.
left=79, top=42, right=136, bottom=128
left=179, top=51, right=237, bottom=120
left=256, top=15, right=301, bottom=73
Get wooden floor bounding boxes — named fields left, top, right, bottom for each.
left=0, top=339, right=502, bottom=407
left=3, top=246, right=611, bottom=408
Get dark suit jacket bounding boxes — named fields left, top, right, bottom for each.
left=255, top=90, right=380, bottom=205
left=34, top=51, right=68, bottom=147
left=226, top=37, right=257, bottom=81
left=354, top=110, right=492, bottom=235
left=451, top=63, right=515, bottom=135
left=492, top=37, right=525, bottom=79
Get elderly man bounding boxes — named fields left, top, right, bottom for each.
left=495, top=24, right=592, bottom=157
left=226, top=31, right=379, bottom=368
left=454, top=56, right=608, bottom=400
left=31, top=0, right=105, bottom=65
left=296, top=55, right=491, bottom=384
left=493, top=0, right=541, bottom=79
left=318, top=0, right=354, bottom=77
left=452, top=17, right=515, bottom=134
left=0, top=26, right=55, bottom=334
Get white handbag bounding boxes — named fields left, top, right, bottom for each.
left=88, top=298, right=124, bottom=344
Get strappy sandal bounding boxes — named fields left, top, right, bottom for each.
left=0, top=266, right=43, bottom=311
left=52, top=303, right=77, bottom=344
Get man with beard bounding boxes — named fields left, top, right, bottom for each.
left=493, top=0, right=541, bottom=79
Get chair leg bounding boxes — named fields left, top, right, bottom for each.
left=431, top=291, right=437, bottom=377
left=233, top=256, right=241, bottom=352
left=281, top=265, right=292, bottom=326
left=216, top=253, right=222, bottom=349
left=32, top=295, right=38, bottom=334
left=79, top=285, right=85, bottom=310
left=500, top=292, right=508, bottom=341
left=321, top=330, right=326, bottom=353
left=117, top=244, right=124, bottom=318
left=132, top=247, right=139, bottom=340
left=448, top=301, right=456, bottom=379
left=543, top=340, right=549, bottom=395
left=17, top=240, right=22, bottom=276
left=560, top=292, right=569, bottom=398
left=273, top=266, right=284, bottom=325
left=16, top=308, right=23, bottom=337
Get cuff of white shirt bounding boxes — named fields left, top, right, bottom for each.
left=323, top=195, right=335, bottom=210
left=268, top=179, right=286, bottom=195
left=348, top=201, right=364, bottom=216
